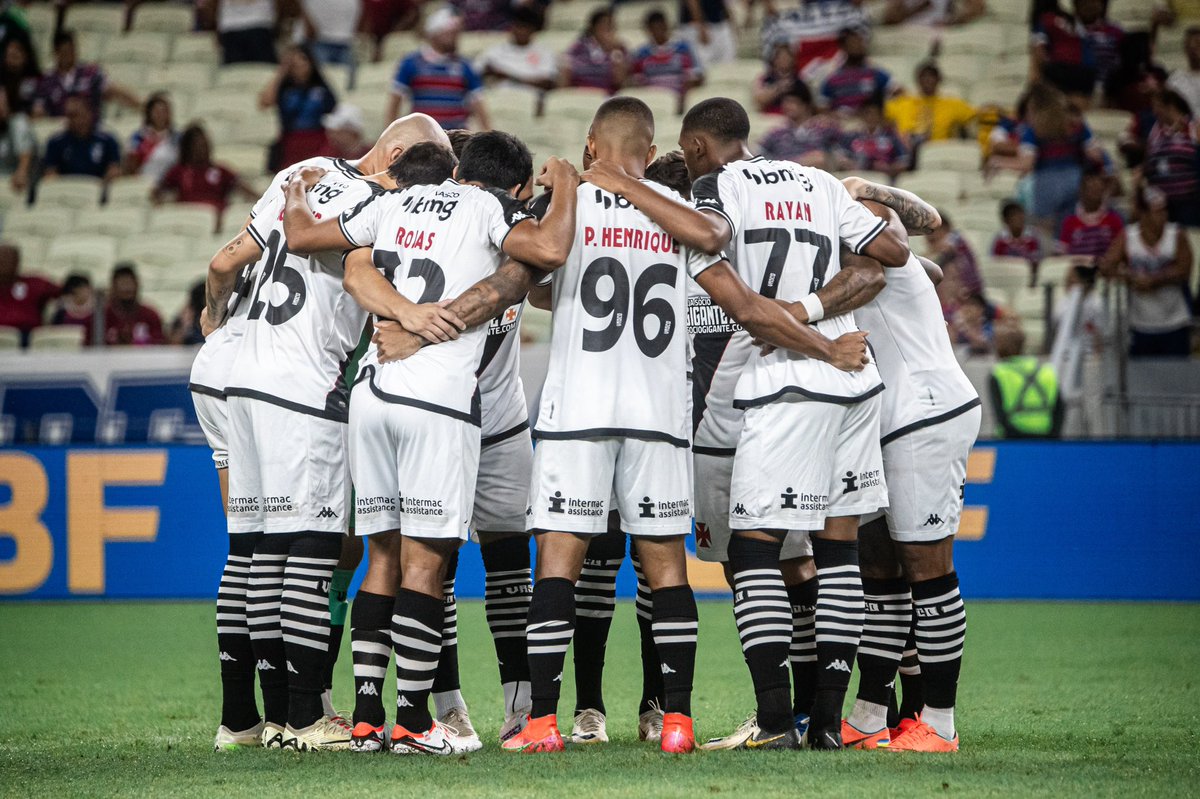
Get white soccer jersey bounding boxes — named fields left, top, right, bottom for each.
left=687, top=278, right=754, bottom=454
left=339, top=179, right=535, bottom=423
left=853, top=252, right=979, bottom=442
left=478, top=299, right=529, bottom=441
left=224, top=172, right=380, bottom=420
left=251, top=156, right=363, bottom=219
left=691, top=156, right=885, bottom=407
left=534, top=181, right=722, bottom=447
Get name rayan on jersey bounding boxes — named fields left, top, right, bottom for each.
left=687, top=295, right=741, bottom=336
left=583, top=225, right=680, bottom=253
left=488, top=303, right=521, bottom=336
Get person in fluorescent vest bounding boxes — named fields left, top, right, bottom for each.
left=988, top=322, right=1064, bottom=438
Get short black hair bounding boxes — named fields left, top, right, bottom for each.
left=457, top=131, right=533, bottom=192
left=587, top=9, right=612, bottom=34
left=645, top=151, right=692, bottom=198
left=681, top=97, right=750, bottom=143
left=446, top=129, right=473, bottom=160
left=782, top=80, right=814, bottom=107
left=1000, top=199, right=1024, bottom=219
left=509, top=5, right=544, bottom=30
left=388, top=142, right=458, bottom=188
left=593, top=95, right=655, bottom=133
left=112, top=262, right=138, bottom=282
left=644, top=9, right=668, bottom=27
left=916, top=60, right=941, bottom=80
left=62, top=272, right=91, bottom=294
left=53, top=30, right=75, bottom=50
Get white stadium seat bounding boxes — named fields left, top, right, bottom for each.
left=102, top=32, right=173, bottom=65
left=29, top=325, right=86, bottom=351
left=0, top=325, right=20, bottom=349
left=36, top=177, right=105, bottom=211
left=132, top=3, right=195, bottom=34
left=147, top=204, right=219, bottom=238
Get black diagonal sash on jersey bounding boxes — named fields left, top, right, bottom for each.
left=476, top=312, right=518, bottom=378
left=691, top=331, right=735, bottom=440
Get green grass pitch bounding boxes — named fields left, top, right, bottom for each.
left=1, top=601, right=1198, bottom=798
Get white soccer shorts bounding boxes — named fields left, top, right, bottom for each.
left=225, top=395, right=350, bottom=535
left=527, top=437, right=692, bottom=537
left=730, top=393, right=887, bottom=532
left=694, top=450, right=812, bottom=562
left=191, top=390, right=229, bottom=470
left=472, top=425, right=533, bottom=535
left=867, top=405, right=981, bottom=543
left=349, top=382, right=479, bottom=540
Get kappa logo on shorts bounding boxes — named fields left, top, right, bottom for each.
left=959, top=480, right=966, bottom=501
left=639, top=496, right=656, bottom=518
left=548, top=491, right=567, bottom=513
left=733, top=503, right=748, bottom=516
left=841, top=472, right=859, bottom=494
left=526, top=505, right=533, bottom=516
left=780, top=487, right=798, bottom=509
left=317, top=506, right=338, bottom=519
left=923, top=514, right=944, bottom=527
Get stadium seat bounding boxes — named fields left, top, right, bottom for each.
left=66, top=4, right=125, bottom=34
left=971, top=77, right=1028, bottom=107
left=119, top=234, right=194, bottom=271
left=29, top=325, right=86, bottom=351
left=940, top=23, right=1012, bottom=58
left=984, top=286, right=1013, bottom=309
left=14, top=239, right=49, bottom=275
left=106, top=176, right=154, bottom=209
left=212, top=63, right=277, bottom=92
left=0, top=325, right=20, bottom=349
left=356, top=61, right=396, bottom=92
left=920, top=140, right=982, bottom=172
left=47, top=235, right=119, bottom=280
left=73, top=31, right=108, bottom=63
left=621, top=86, right=680, bottom=118
left=1012, top=286, right=1047, bottom=319
left=547, top=0, right=605, bottom=31
left=35, top=176, right=105, bottom=210
left=132, top=3, right=194, bottom=34
left=542, top=88, right=610, bottom=124
left=982, top=256, right=1031, bottom=292
left=24, top=4, right=55, bottom=39
left=32, top=117, right=64, bottom=147
left=706, top=59, right=768, bottom=91
left=973, top=171, right=1021, bottom=201
left=459, top=31, right=507, bottom=58
left=144, top=62, right=216, bottom=96
left=1022, top=317, right=1046, bottom=352
left=171, top=34, right=220, bottom=65
left=898, top=170, right=963, bottom=206
left=76, top=207, right=148, bottom=236
left=147, top=204, right=219, bottom=237
left=4, top=207, right=69, bottom=239
left=102, top=32, right=173, bottom=64
left=218, top=143, right=270, bottom=176
left=380, top=32, right=422, bottom=63
left=932, top=54, right=985, bottom=84
left=1085, top=109, right=1131, bottom=142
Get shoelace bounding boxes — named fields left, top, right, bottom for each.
left=575, top=709, right=605, bottom=735
left=643, top=700, right=665, bottom=733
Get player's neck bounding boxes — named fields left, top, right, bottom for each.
left=715, top=141, right=754, bottom=167
left=592, top=147, right=646, bottom=179
left=367, top=171, right=398, bottom=190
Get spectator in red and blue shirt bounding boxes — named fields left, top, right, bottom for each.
left=758, top=81, right=842, bottom=167
left=631, top=10, right=703, bottom=114
left=991, top=200, right=1044, bottom=285
left=386, top=8, right=490, bottom=131
left=561, top=9, right=627, bottom=94
left=1143, top=88, right=1200, bottom=227
left=838, top=93, right=908, bottom=179
left=1058, top=166, right=1125, bottom=261
left=1032, top=0, right=1121, bottom=99
left=260, top=45, right=339, bottom=168
left=819, top=27, right=893, bottom=113
left=33, top=30, right=139, bottom=119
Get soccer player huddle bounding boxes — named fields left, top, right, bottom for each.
left=190, top=94, right=979, bottom=757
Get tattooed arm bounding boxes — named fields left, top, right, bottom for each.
left=784, top=251, right=887, bottom=325
left=842, top=176, right=942, bottom=235
left=205, top=222, right=264, bottom=333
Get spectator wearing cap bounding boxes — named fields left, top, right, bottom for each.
left=885, top=61, right=976, bottom=146
left=838, top=92, right=908, bottom=180
left=212, top=0, right=278, bottom=65
left=754, top=43, right=798, bottom=115
left=104, top=264, right=164, bottom=347
left=153, top=124, right=257, bottom=227
left=818, top=27, right=894, bottom=114
left=1058, top=166, right=1124, bottom=262
left=678, top=0, right=735, bottom=67
left=477, top=7, right=558, bottom=94
left=324, top=104, right=370, bottom=159
left=1099, top=186, right=1194, bottom=357
left=631, top=10, right=704, bottom=115
left=124, top=92, right=179, bottom=183
left=33, top=30, right=139, bottom=119
left=42, top=95, right=121, bottom=183
left=561, top=9, right=627, bottom=94
left=260, top=45, right=338, bottom=168
left=388, top=8, right=490, bottom=130
left=1167, top=27, right=1200, bottom=117
left=991, top=200, right=1044, bottom=285
left=1143, top=88, right=1200, bottom=227
left=50, top=272, right=95, bottom=344
left=0, top=243, right=57, bottom=347
left=758, top=81, right=841, bottom=166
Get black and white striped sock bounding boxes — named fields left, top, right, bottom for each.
left=217, top=533, right=261, bottom=731
left=850, top=577, right=911, bottom=732
left=432, top=551, right=463, bottom=717
left=897, top=612, right=924, bottom=721
left=527, top=577, right=576, bottom=719
left=728, top=535, right=793, bottom=735
left=481, top=536, right=532, bottom=717
left=280, top=535, right=340, bottom=729
left=246, top=537, right=289, bottom=726
left=572, top=529, right=624, bottom=714
left=911, top=572, right=966, bottom=739
left=810, top=537, right=864, bottom=732
left=390, top=588, right=445, bottom=733
left=650, top=585, right=698, bottom=716
left=350, top=590, right=393, bottom=727
left=632, top=552, right=663, bottom=714
left=787, top=577, right=818, bottom=719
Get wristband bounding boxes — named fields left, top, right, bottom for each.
left=799, top=293, right=824, bottom=323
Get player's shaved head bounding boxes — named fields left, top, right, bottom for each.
left=359, top=113, right=452, bottom=175
left=681, top=98, right=750, bottom=143
left=589, top=96, right=655, bottom=158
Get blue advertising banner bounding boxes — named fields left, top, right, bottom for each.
left=0, top=443, right=1197, bottom=601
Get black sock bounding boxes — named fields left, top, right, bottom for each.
left=632, top=552, right=663, bottom=714
left=811, top=537, right=863, bottom=732
left=527, top=577, right=576, bottom=719
left=217, top=532, right=261, bottom=731
left=728, top=535, right=792, bottom=735
left=323, top=567, right=354, bottom=692
left=281, top=534, right=341, bottom=729
left=650, top=584, right=697, bottom=717
left=855, top=577, right=911, bottom=708
left=390, top=587, right=445, bottom=732
left=572, top=529, right=623, bottom=714
left=787, top=577, right=818, bottom=719
left=897, top=612, right=923, bottom=720
left=247, top=535, right=289, bottom=726
left=910, top=572, right=965, bottom=712
left=431, top=550, right=460, bottom=695
left=350, top=590, right=393, bottom=727
left=481, top=536, right=532, bottom=689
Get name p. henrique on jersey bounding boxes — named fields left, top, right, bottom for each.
left=535, top=181, right=722, bottom=447
left=339, top=178, right=534, bottom=424
left=692, top=156, right=885, bottom=407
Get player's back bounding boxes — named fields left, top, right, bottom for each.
left=537, top=181, right=712, bottom=446
left=855, top=252, right=978, bottom=437
left=225, top=171, right=380, bottom=421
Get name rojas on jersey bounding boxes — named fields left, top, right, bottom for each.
left=691, top=157, right=886, bottom=407
left=339, top=179, right=534, bottom=425
left=534, top=181, right=722, bottom=447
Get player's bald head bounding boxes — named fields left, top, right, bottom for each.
left=589, top=96, right=655, bottom=158
left=378, top=113, right=452, bottom=152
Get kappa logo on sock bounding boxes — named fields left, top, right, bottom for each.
left=256, top=659, right=275, bottom=671
left=358, top=683, right=379, bottom=696
left=826, top=659, right=852, bottom=673
left=553, top=672, right=563, bottom=683
left=287, top=661, right=299, bottom=674
left=660, top=662, right=677, bottom=675
left=397, top=695, right=414, bottom=707
left=779, top=660, right=789, bottom=669
left=317, top=506, right=338, bottom=519
left=219, top=651, right=236, bottom=662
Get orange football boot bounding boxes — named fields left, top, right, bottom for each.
left=659, top=713, right=696, bottom=753
left=840, top=719, right=891, bottom=749
left=887, top=718, right=959, bottom=752
left=500, top=714, right=565, bottom=753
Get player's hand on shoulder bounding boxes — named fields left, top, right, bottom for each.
left=830, top=330, right=870, bottom=372
left=373, top=320, right=424, bottom=363
left=536, top=157, right=580, bottom=191
left=397, top=299, right=466, bottom=344
left=840, top=175, right=867, bottom=199
left=285, top=166, right=327, bottom=191
left=580, top=159, right=632, bottom=194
